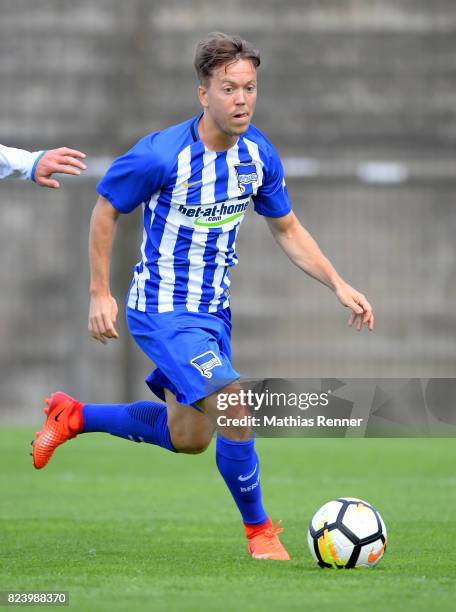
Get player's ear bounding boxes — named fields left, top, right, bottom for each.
left=198, top=83, right=209, bottom=108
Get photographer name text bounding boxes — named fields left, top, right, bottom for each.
left=217, top=415, right=364, bottom=428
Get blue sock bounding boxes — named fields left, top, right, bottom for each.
left=216, top=434, right=268, bottom=525
left=82, top=401, right=176, bottom=453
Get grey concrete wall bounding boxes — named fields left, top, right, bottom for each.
left=1, top=0, right=455, bottom=422
left=2, top=0, right=456, bottom=152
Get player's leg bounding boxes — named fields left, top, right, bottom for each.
left=31, top=388, right=216, bottom=470
left=197, top=383, right=290, bottom=561
left=198, top=381, right=266, bottom=524
left=31, top=392, right=177, bottom=469
left=164, top=389, right=215, bottom=454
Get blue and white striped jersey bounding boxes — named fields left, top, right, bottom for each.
left=97, top=114, right=292, bottom=313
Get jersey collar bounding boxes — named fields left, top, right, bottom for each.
left=191, top=112, right=242, bottom=153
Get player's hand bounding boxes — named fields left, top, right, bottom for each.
left=88, top=293, right=119, bottom=344
left=34, top=147, right=87, bottom=188
left=335, top=282, right=374, bottom=331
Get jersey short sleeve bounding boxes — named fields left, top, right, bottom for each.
left=252, top=145, right=292, bottom=218
left=97, top=133, right=167, bottom=213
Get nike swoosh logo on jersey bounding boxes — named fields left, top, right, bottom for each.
left=183, top=179, right=203, bottom=188
left=238, top=463, right=258, bottom=482
left=54, top=409, right=65, bottom=422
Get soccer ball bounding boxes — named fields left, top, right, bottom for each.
left=307, top=497, right=387, bottom=569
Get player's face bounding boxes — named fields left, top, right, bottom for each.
left=198, top=58, right=257, bottom=137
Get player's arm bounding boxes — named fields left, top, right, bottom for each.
left=0, top=144, right=86, bottom=187
left=88, top=195, right=120, bottom=344
left=88, top=132, right=165, bottom=343
left=266, top=211, right=374, bottom=331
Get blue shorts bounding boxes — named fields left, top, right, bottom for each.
left=126, top=307, right=240, bottom=407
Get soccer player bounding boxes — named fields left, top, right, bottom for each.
left=0, top=145, right=86, bottom=187
left=32, top=33, right=373, bottom=560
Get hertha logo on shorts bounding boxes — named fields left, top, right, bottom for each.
left=234, top=162, right=258, bottom=193
left=190, top=351, right=222, bottom=378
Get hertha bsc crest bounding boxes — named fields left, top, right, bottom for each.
left=190, top=351, right=222, bottom=378
left=234, top=162, right=258, bottom=193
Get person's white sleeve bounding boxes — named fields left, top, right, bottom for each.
left=0, top=144, right=44, bottom=180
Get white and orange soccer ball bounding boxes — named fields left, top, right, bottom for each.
left=307, top=497, right=387, bottom=569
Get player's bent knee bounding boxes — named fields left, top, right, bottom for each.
left=169, top=430, right=212, bottom=454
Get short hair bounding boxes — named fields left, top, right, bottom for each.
left=194, top=32, right=260, bottom=84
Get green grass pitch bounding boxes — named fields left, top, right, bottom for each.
left=1, top=429, right=455, bottom=611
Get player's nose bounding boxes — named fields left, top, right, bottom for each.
left=234, top=89, right=246, bottom=105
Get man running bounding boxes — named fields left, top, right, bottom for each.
left=32, top=33, right=373, bottom=561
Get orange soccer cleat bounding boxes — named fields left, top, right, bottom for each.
left=245, top=518, right=291, bottom=561
left=31, top=392, right=84, bottom=470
